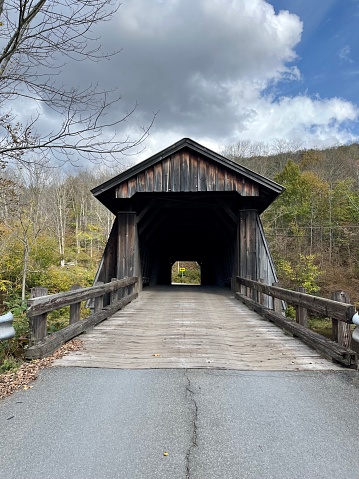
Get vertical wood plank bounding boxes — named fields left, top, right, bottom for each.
left=128, top=177, right=137, bottom=197
left=231, top=214, right=240, bottom=292
left=180, top=151, right=190, bottom=191
left=117, top=212, right=140, bottom=296
left=244, top=210, right=257, bottom=286
left=172, top=153, right=181, bottom=192
left=116, top=182, right=128, bottom=199
left=145, top=166, right=154, bottom=192
left=137, top=171, right=146, bottom=192
left=225, top=170, right=233, bottom=191
left=162, top=157, right=171, bottom=192
left=153, top=162, right=162, bottom=192
left=29, top=287, right=48, bottom=342
left=216, top=165, right=225, bottom=191
left=189, top=154, right=198, bottom=191
left=207, top=160, right=215, bottom=192
left=198, top=157, right=207, bottom=191
left=239, top=211, right=246, bottom=293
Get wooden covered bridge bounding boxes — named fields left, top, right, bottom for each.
left=91, top=137, right=282, bottom=290
left=25, top=139, right=358, bottom=370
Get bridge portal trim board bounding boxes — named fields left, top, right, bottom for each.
left=54, top=286, right=342, bottom=371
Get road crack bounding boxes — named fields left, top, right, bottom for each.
left=185, top=370, right=198, bottom=479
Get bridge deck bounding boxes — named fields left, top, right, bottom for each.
left=55, top=286, right=341, bottom=370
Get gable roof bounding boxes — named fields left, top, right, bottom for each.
left=92, top=137, right=284, bottom=213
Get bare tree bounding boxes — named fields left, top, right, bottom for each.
left=0, top=1, right=154, bottom=167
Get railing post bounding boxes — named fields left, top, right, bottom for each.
left=94, top=281, right=104, bottom=313
left=331, top=291, right=352, bottom=348
left=258, top=278, right=264, bottom=306
left=246, top=275, right=251, bottom=299
left=272, top=282, right=282, bottom=314
left=296, top=286, right=308, bottom=327
left=29, top=287, right=48, bottom=342
left=69, top=284, right=82, bottom=324
left=111, top=278, right=119, bottom=304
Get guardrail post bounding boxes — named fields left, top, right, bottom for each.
left=69, top=284, right=82, bottom=324
left=296, top=286, right=308, bottom=327
left=29, top=287, right=48, bottom=342
left=94, top=281, right=104, bottom=313
left=331, top=291, right=351, bottom=348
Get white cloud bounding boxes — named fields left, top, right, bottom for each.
left=17, top=0, right=359, bottom=162
left=338, top=45, right=354, bottom=63
left=229, top=95, right=358, bottom=148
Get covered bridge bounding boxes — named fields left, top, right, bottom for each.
left=91, top=138, right=284, bottom=290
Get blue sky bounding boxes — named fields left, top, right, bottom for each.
left=270, top=0, right=359, bottom=107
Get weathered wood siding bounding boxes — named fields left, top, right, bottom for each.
left=232, top=211, right=278, bottom=307
left=256, top=216, right=278, bottom=308
left=116, top=151, right=260, bottom=198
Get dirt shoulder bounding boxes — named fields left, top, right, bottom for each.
left=0, top=339, right=83, bottom=400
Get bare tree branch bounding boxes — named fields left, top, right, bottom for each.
left=0, top=1, right=153, bottom=166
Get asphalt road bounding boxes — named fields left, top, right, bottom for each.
left=1, top=368, right=359, bottom=479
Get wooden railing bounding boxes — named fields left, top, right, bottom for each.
left=236, top=276, right=357, bottom=368
left=25, top=277, right=138, bottom=359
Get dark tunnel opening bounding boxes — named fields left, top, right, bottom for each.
left=137, top=193, right=237, bottom=286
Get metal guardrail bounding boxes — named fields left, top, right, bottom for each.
left=0, top=312, right=15, bottom=341
left=352, top=313, right=359, bottom=344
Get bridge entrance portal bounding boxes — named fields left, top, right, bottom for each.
left=91, top=138, right=284, bottom=291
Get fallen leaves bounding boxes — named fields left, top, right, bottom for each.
left=0, top=339, right=83, bottom=400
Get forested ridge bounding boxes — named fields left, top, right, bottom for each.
left=225, top=141, right=359, bottom=304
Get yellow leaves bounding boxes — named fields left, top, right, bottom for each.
left=153, top=353, right=161, bottom=357
left=163, top=452, right=169, bottom=457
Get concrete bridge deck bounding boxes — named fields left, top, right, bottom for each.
left=55, top=286, right=341, bottom=371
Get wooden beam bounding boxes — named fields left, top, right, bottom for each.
left=216, top=198, right=238, bottom=223
left=237, top=277, right=355, bottom=323
left=236, top=293, right=357, bottom=367
left=136, top=199, right=157, bottom=224
left=25, top=292, right=138, bottom=359
left=27, top=277, right=137, bottom=316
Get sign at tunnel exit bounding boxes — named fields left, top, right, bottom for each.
left=179, top=268, right=186, bottom=272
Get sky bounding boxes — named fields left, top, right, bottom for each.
left=22, top=0, right=359, bottom=162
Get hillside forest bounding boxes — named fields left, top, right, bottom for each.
left=1, top=141, right=359, bottom=369
left=225, top=140, right=359, bottom=303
